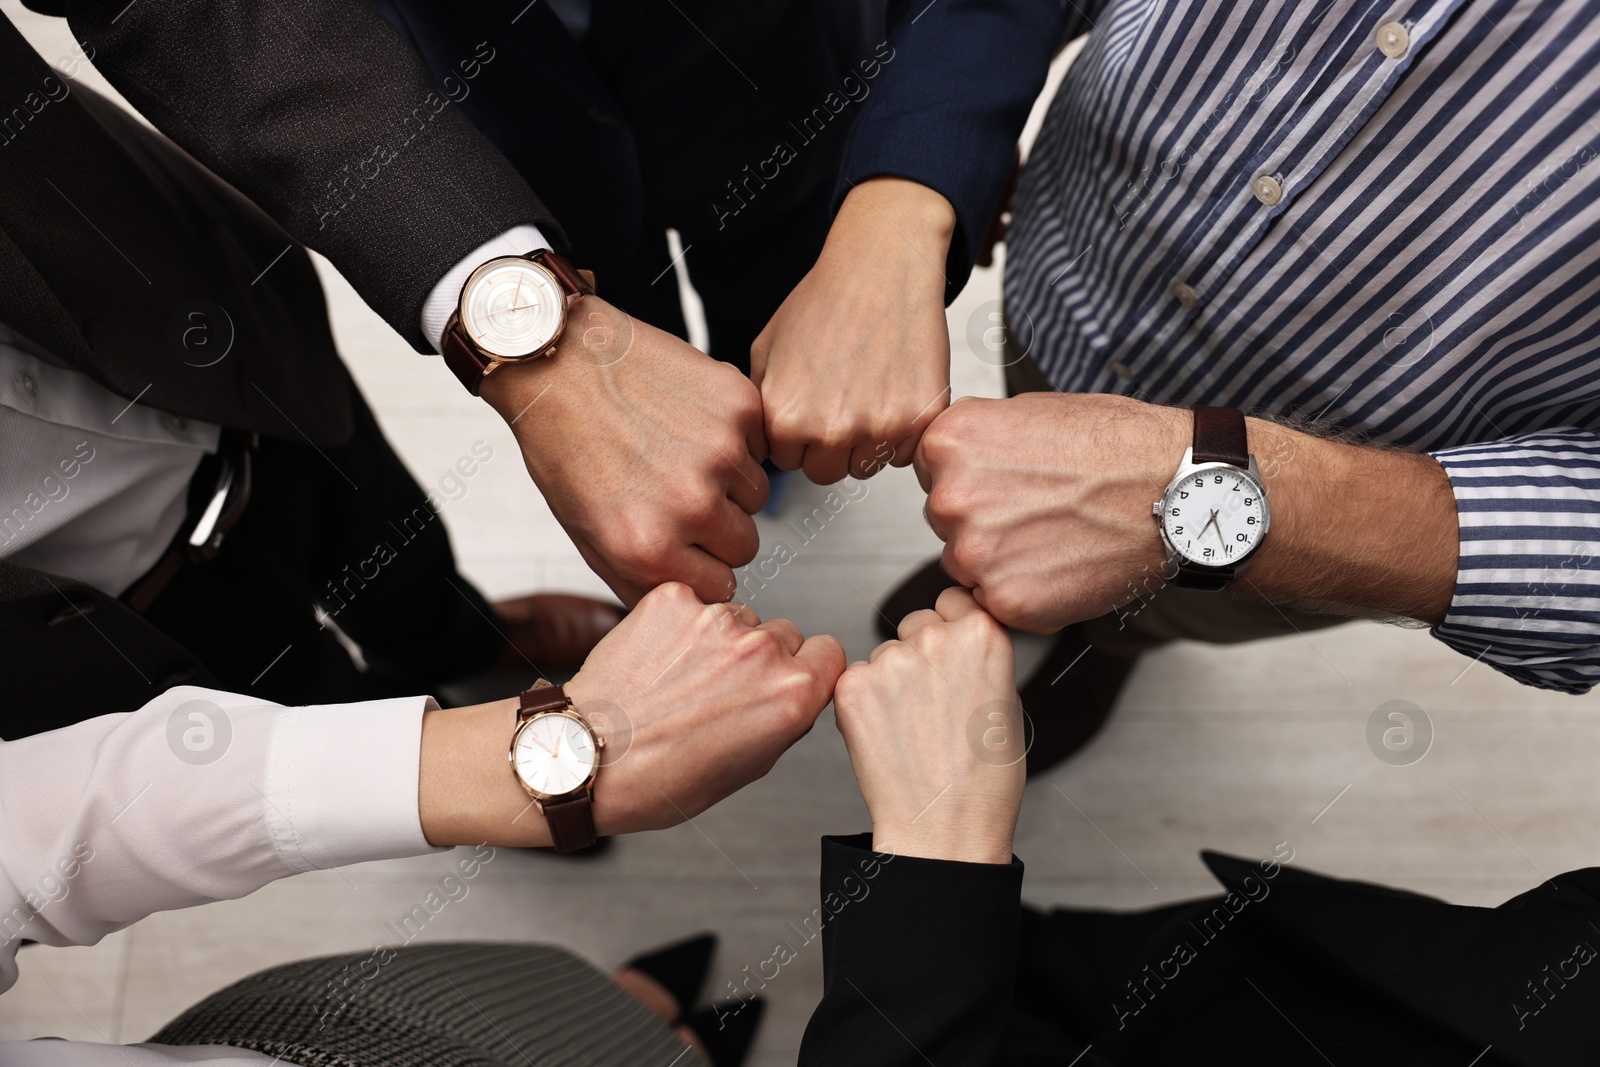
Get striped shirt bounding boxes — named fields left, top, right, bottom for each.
left=1007, top=0, right=1600, bottom=693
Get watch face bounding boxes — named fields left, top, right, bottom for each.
left=460, top=258, right=566, bottom=358
left=1159, top=463, right=1268, bottom=567
left=512, top=713, right=598, bottom=799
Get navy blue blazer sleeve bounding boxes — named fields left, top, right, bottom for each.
left=838, top=0, right=1096, bottom=302
left=798, top=833, right=1024, bottom=1066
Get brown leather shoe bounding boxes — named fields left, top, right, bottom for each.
left=489, top=593, right=625, bottom=672
left=1019, top=623, right=1139, bottom=777
left=876, top=556, right=961, bottom=640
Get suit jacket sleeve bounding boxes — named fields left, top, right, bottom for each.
left=52, top=0, right=565, bottom=352
left=799, top=833, right=1023, bottom=1066
left=839, top=0, right=1099, bottom=302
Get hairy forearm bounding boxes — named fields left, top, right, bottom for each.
left=1240, top=418, right=1459, bottom=626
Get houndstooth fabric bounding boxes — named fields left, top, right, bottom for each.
left=151, top=942, right=704, bottom=1067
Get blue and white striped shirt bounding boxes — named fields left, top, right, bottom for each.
left=1006, top=0, right=1600, bottom=693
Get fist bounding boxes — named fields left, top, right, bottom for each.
left=834, top=588, right=1023, bottom=864
left=913, top=393, right=1188, bottom=633
left=566, top=582, right=846, bottom=834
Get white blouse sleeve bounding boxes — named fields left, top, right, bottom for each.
left=0, top=686, right=445, bottom=996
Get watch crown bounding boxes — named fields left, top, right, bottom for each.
left=595, top=736, right=606, bottom=749
left=1151, top=501, right=1162, bottom=515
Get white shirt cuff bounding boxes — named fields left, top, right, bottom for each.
left=263, top=696, right=446, bottom=872
left=420, top=224, right=552, bottom=353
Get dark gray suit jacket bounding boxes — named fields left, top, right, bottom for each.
left=1, top=1, right=561, bottom=440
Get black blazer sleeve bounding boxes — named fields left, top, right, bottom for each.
left=799, top=833, right=1023, bottom=1066
left=838, top=0, right=1099, bottom=301
left=50, top=0, right=565, bottom=352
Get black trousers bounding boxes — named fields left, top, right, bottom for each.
left=140, top=384, right=504, bottom=707
left=600, top=180, right=834, bottom=375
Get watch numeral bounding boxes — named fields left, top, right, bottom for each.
left=1236, top=533, right=1248, bottom=541
left=1244, top=497, right=1254, bottom=505
left=1172, top=525, right=1184, bottom=535
left=1214, top=475, right=1224, bottom=484
left=1203, top=547, right=1215, bottom=558
left=1247, top=516, right=1257, bottom=525
left=1170, top=507, right=1180, bottom=516
left=1179, top=490, right=1190, bottom=499
left=1194, top=477, right=1204, bottom=488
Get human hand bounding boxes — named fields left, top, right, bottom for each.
left=914, top=392, right=1189, bottom=634
left=833, top=588, right=1023, bottom=864
left=750, top=177, right=954, bottom=484
left=481, top=297, right=767, bottom=606
left=419, top=582, right=846, bottom=847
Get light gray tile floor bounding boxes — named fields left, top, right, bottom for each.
left=3, top=7, right=1598, bottom=1064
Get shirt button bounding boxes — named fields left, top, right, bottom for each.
left=15, top=370, right=36, bottom=396
left=1109, top=360, right=1134, bottom=381
left=161, top=412, right=188, bottom=433
left=1172, top=281, right=1199, bottom=308
left=1376, top=21, right=1410, bottom=58
left=1251, top=175, right=1284, bottom=206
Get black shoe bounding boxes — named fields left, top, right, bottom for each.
left=624, top=933, right=717, bottom=1021
left=875, top=556, right=960, bottom=640
left=1019, top=623, right=1140, bottom=776
left=685, top=996, right=765, bottom=1067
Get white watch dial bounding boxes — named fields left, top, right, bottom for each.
left=513, top=714, right=598, bottom=798
left=460, top=258, right=566, bottom=358
left=1160, top=465, right=1267, bottom=566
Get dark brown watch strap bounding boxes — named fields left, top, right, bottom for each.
left=1172, top=406, right=1251, bottom=591
left=517, top=680, right=570, bottom=720
left=442, top=313, right=489, bottom=396
left=530, top=249, right=596, bottom=297
left=543, top=792, right=597, bottom=853
left=1191, top=406, right=1249, bottom=467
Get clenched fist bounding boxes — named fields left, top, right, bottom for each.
left=913, top=393, right=1189, bottom=633
left=751, top=178, right=954, bottom=485
left=482, top=297, right=769, bottom=606
left=833, top=588, right=1023, bottom=864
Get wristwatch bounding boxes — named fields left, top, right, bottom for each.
left=441, top=249, right=596, bottom=395
left=507, top=680, right=603, bottom=852
left=1151, top=406, right=1271, bottom=590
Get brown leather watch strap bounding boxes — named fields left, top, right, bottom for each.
left=531, top=249, right=596, bottom=296
left=442, top=312, right=490, bottom=396
left=543, top=792, right=597, bottom=853
left=1191, top=406, right=1249, bottom=467
left=517, top=681, right=570, bottom=720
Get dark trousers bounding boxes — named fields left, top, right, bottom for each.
left=600, top=181, right=834, bottom=375
left=141, top=384, right=504, bottom=707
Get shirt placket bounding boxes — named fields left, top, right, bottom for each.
left=1108, top=0, right=1469, bottom=396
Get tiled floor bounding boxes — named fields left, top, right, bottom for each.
left=4, top=7, right=1600, bottom=1065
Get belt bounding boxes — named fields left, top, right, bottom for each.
left=124, top=429, right=257, bottom=614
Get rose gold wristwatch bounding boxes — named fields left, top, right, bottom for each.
left=441, top=249, right=596, bottom=395
left=507, top=680, right=602, bottom=852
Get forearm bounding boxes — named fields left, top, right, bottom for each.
left=418, top=698, right=554, bottom=849
left=1240, top=417, right=1459, bottom=625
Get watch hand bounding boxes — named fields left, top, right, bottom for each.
left=1202, top=510, right=1222, bottom=542
left=526, top=730, right=555, bottom=756
left=552, top=732, right=562, bottom=759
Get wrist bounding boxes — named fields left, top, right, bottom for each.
left=476, top=295, right=626, bottom=415
left=418, top=698, right=554, bottom=849
left=1240, top=418, right=1458, bottom=624
left=831, top=177, right=956, bottom=264
left=871, top=806, right=1015, bottom=866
